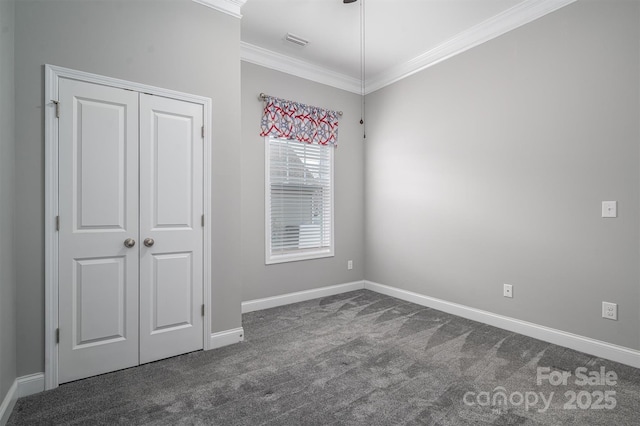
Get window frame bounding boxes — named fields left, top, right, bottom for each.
left=265, top=136, right=335, bottom=264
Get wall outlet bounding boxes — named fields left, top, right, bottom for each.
left=602, top=302, right=617, bottom=320
left=602, top=201, right=617, bottom=218
left=503, top=284, right=513, bottom=298
left=347, top=260, right=353, bottom=270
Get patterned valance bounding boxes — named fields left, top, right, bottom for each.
left=260, top=96, right=339, bottom=147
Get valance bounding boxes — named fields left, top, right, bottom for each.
left=260, top=95, right=339, bottom=147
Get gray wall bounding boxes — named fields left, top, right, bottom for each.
left=14, top=0, right=242, bottom=376
left=365, top=0, right=640, bottom=349
left=9, top=0, right=639, bottom=384
left=241, top=62, right=364, bottom=301
left=0, top=0, right=16, bottom=405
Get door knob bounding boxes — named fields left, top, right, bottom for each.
left=124, top=238, right=136, bottom=248
left=144, top=238, right=155, bottom=247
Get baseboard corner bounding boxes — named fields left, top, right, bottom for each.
left=363, top=280, right=640, bottom=369
left=0, top=372, right=44, bottom=426
left=242, top=280, right=365, bottom=313
left=0, top=380, right=17, bottom=426
left=16, top=373, right=45, bottom=398
left=209, top=327, right=245, bottom=350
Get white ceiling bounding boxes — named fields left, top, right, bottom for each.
left=238, top=0, right=576, bottom=93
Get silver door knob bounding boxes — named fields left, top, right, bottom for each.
left=124, top=238, right=136, bottom=248
left=144, top=238, right=155, bottom=247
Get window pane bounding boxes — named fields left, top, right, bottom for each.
left=267, top=138, right=333, bottom=263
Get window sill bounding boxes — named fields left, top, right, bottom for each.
left=266, top=250, right=334, bottom=265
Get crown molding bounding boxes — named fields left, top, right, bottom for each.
left=366, top=0, right=577, bottom=93
left=192, top=0, right=246, bottom=19
left=240, top=42, right=362, bottom=94
left=239, top=0, right=575, bottom=95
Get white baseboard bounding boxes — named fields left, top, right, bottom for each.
left=364, top=280, right=640, bottom=369
left=3, top=280, right=638, bottom=425
left=242, top=280, right=365, bottom=313
left=0, top=380, right=17, bottom=426
left=16, top=373, right=45, bottom=398
left=241, top=279, right=640, bottom=368
left=0, top=373, right=44, bottom=425
left=209, top=327, right=245, bottom=350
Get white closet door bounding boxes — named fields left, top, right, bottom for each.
left=138, top=94, right=204, bottom=364
left=58, top=78, right=140, bottom=383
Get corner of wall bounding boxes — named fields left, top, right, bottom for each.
left=0, top=0, right=18, bottom=421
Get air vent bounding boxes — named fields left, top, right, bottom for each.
left=285, top=33, right=309, bottom=47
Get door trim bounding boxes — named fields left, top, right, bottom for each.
left=44, top=64, right=214, bottom=390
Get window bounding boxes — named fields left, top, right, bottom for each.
left=265, top=137, right=334, bottom=264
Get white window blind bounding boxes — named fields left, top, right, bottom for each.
left=265, top=137, right=334, bottom=264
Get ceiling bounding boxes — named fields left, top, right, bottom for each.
left=239, top=0, right=576, bottom=93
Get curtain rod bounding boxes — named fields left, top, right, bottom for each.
left=259, top=93, right=343, bottom=116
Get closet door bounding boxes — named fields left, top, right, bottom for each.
left=58, top=78, right=140, bottom=383
left=138, top=94, right=204, bottom=364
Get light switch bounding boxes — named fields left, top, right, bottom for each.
left=602, top=201, right=617, bottom=218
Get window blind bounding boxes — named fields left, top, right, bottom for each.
left=266, top=137, right=334, bottom=263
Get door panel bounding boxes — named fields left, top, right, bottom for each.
left=153, top=112, right=194, bottom=228
left=58, top=78, right=139, bottom=384
left=151, top=252, right=193, bottom=332
left=76, top=98, right=128, bottom=230
left=139, top=94, right=204, bottom=364
left=73, top=256, right=127, bottom=347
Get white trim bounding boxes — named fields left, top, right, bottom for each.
left=0, top=380, right=17, bottom=426
left=209, top=327, right=245, bottom=349
left=241, top=42, right=361, bottom=94
left=192, top=0, right=246, bottom=19
left=364, top=281, right=640, bottom=369
left=0, top=373, right=45, bottom=425
left=202, top=84, right=213, bottom=352
left=242, top=281, right=365, bottom=313
left=366, top=0, right=576, bottom=93
left=44, top=64, right=214, bottom=389
left=266, top=251, right=334, bottom=265
left=45, top=65, right=214, bottom=106
left=44, top=65, right=60, bottom=391
left=264, top=137, right=335, bottom=265
left=240, top=0, right=575, bottom=95
left=16, top=374, right=45, bottom=398
left=242, top=276, right=640, bottom=368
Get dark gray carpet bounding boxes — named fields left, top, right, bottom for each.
left=8, top=289, right=640, bottom=425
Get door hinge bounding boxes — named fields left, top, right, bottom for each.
left=201, top=214, right=204, bottom=227
left=201, top=304, right=205, bottom=317
left=55, top=215, right=60, bottom=231
left=56, top=328, right=60, bottom=344
left=52, top=100, right=59, bottom=118
left=201, top=126, right=204, bottom=139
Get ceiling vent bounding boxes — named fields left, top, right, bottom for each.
left=285, top=33, right=309, bottom=47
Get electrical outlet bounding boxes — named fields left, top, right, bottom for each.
left=347, top=260, right=353, bottom=270
left=503, top=284, right=513, bottom=298
left=602, top=201, right=617, bottom=218
left=602, top=302, right=617, bottom=320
